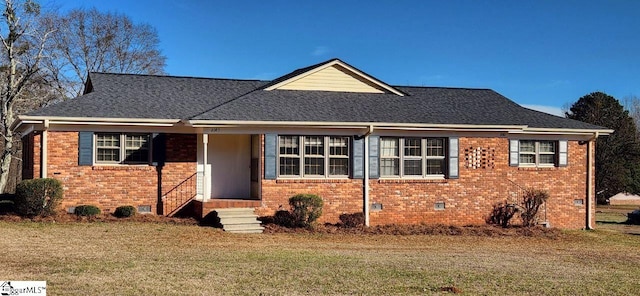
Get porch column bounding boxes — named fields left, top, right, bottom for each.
left=41, top=120, right=49, bottom=178
left=202, top=134, right=210, bottom=201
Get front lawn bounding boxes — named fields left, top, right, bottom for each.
left=1, top=221, right=639, bottom=295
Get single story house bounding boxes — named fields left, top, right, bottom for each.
left=13, top=58, right=612, bottom=229
left=608, top=192, right=640, bottom=206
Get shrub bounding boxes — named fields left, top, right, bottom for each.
left=14, top=178, right=63, bottom=217
left=339, top=212, right=365, bottom=228
left=487, top=202, right=519, bottom=228
left=114, top=205, right=136, bottom=218
left=289, top=194, right=323, bottom=228
left=273, top=210, right=294, bottom=227
left=521, top=188, right=549, bottom=227
left=627, top=210, right=640, bottom=225
left=74, top=205, right=101, bottom=217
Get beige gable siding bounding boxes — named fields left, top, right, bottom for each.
left=276, top=65, right=387, bottom=93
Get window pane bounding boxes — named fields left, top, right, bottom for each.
left=96, top=134, right=119, bottom=148
left=404, top=159, right=422, bottom=175
left=539, top=141, right=555, bottom=153
left=125, top=134, right=148, bottom=149
left=96, top=133, right=120, bottom=162
left=520, top=141, right=535, bottom=152
left=329, top=137, right=349, bottom=156
left=124, top=134, right=149, bottom=162
left=279, top=136, right=299, bottom=155
left=304, top=157, right=324, bottom=175
left=426, top=138, right=444, bottom=156
left=381, top=138, right=398, bottom=157
left=426, top=159, right=444, bottom=175
left=519, top=154, right=535, bottom=164
left=380, top=158, right=399, bottom=176
left=539, top=154, right=555, bottom=164
left=304, top=136, right=324, bottom=156
left=97, top=148, right=120, bottom=162
left=404, top=138, right=421, bottom=156
left=329, top=158, right=349, bottom=176
left=279, top=157, right=300, bottom=176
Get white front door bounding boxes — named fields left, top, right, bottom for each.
left=208, top=134, right=251, bottom=199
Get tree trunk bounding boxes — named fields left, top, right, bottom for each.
left=0, top=128, right=13, bottom=192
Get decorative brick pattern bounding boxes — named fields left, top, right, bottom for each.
left=464, top=146, right=496, bottom=169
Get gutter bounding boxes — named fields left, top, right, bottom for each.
left=12, top=115, right=182, bottom=131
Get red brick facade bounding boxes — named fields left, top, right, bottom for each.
left=258, top=137, right=595, bottom=229
left=23, top=131, right=594, bottom=229
left=23, top=131, right=196, bottom=214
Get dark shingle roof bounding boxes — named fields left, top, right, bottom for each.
left=29, top=72, right=267, bottom=119
left=28, top=70, right=606, bottom=131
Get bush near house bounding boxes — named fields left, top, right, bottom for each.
left=289, top=194, right=323, bottom=228
left=14, top=178, right=63, bottom=217
left=114, top=205, right=137, bottom=218
left=487, top=202, right=519, bottom=228
left=339, top=212, right=365, bottom=228
left=74, top=205, right=101, bottom=217
left=521, top=189, right=550, bottom=227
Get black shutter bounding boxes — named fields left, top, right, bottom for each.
left=152, top=133, right=166, bottom=166
left=78, top=132, right=93, bottom=166
left=264, top=134, right=277, bottom=180
left=352, top=137, right=364, bottom=179
left=369, top=135, right=380, bottom=179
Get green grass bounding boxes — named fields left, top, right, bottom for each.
left=1, top=220, right=640, bottom=295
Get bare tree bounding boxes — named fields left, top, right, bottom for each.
left=43, top=8, right=166, bottom=99
left=0, top=0, right=54, bottom=193
left=623, top=95, right=640, bottom=134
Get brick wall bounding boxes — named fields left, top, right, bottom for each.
left=259, top=137, right=594, bottom=229
left=29, top=131, right=196, bottom=214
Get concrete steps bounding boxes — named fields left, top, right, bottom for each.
left=214, top=208, right=264, bottom=234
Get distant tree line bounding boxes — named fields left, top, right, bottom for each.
left=0, top=0, right=165, bottom=193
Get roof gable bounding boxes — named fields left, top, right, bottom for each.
left=264, top=59, right=405, bottom=96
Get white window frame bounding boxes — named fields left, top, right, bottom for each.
left=94, top=133, right=151, bottom=165
left=518, top=140, right=556, bottom=167
left=380, top=137, right=447, bottom=179
left=277, top=135, right=350, bottom=178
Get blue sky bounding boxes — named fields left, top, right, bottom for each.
left=55, top=0, right=639, bottom=116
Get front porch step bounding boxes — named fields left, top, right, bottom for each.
left=214, top=208, right=264, bottom=234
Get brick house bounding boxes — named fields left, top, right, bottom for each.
left=13, top=59, right=611, bottom=229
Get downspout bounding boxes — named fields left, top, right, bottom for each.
left=586, top=132, right=598, bottom=230
left=362, top=125, right=374, bottom=227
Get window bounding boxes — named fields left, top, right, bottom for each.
left=95, top=133, right=150, bottom=164
left=519, top=140, right=555, bottom=166
left=278, top=136, right=349, bottom=177
left=380, top=137, right=446, bottom=178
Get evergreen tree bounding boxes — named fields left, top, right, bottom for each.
left=566, top=92, right=640, bottom=203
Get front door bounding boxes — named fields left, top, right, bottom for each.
left=209, top=134, right=251, bottom=199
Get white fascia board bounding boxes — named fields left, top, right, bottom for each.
left=187, top=119, right=527, bottom=131
left=18, top=115, right=181, bottom=124
left=514, top=128, right=614, bottom=136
